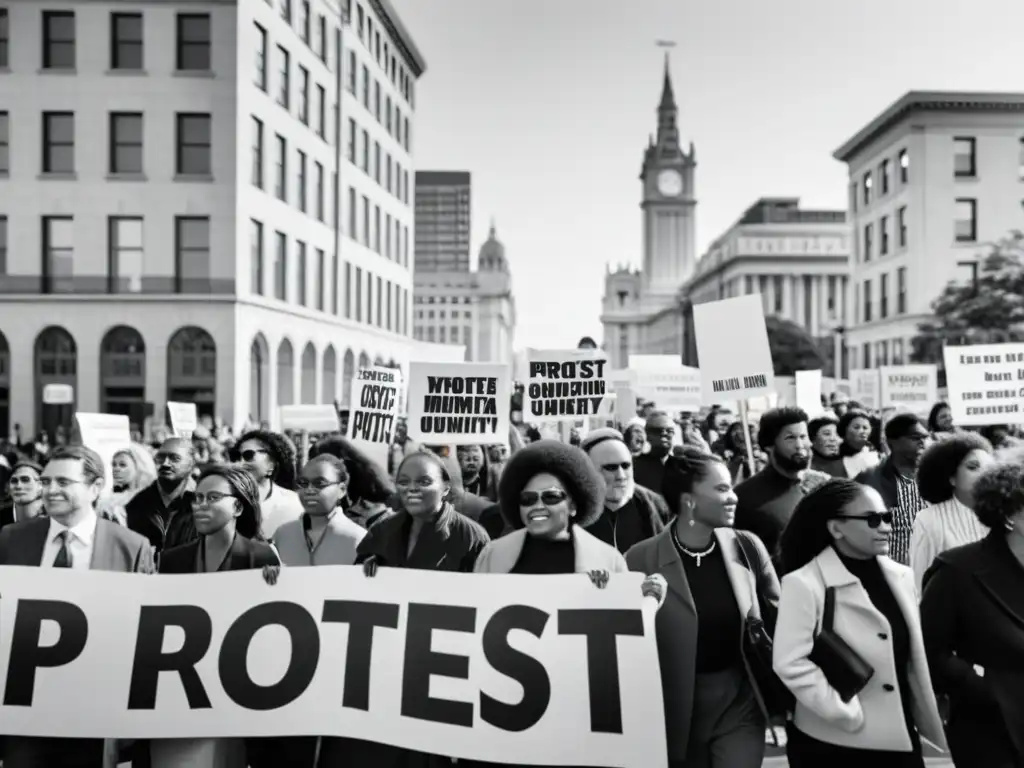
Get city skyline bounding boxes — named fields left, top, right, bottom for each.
left=391, top=0, right=1024, bottom=351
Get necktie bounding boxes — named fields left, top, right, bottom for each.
left=52, top=530, right=72, bottom=568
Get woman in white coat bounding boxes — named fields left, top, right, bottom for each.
left=772, top=478, right=946, bottom=768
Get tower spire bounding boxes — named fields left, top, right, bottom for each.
left=654, top=41, right=680, bottom=151
left=488, top=217, right=496, bottom=239
left=659, top=51, right=675, bottom=111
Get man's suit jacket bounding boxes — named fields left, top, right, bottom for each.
left=0, top=514, right=154, bottom=768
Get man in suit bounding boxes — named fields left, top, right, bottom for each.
left=0, top=444, right=154, bottom=768
left=633, top=411, right=676, bottom=495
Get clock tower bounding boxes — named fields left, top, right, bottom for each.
left=640, top=55, right=696, bottom=298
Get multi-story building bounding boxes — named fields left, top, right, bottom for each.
left=678, top=198, right=850, bottom=367
left=600, top=58, right=697, bottom=369
left=833, top=90, right=1024, bottom=371
left=0, top=0, right=425, bottom=436
left=414, top=170, right=471, bottom=273
left=412, top=224, right=515, bottom=366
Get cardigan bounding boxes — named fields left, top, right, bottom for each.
left=473, top=525, right=627, bottom=574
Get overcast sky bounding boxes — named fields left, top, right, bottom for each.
left=390, top=0, right=1024, bottom=350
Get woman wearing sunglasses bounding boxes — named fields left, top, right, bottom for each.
left=773, top=479, right=945, bottom=768
left=230, top=429, right=303, bottom=539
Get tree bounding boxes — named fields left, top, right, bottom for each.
left=765, top=315, right=828, bottom=376
left=911, top=230, right=1024, bottom=366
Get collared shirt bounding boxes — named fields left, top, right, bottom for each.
left=41, top=513, right=98, bottom=570
left=891, top=472, right=925, bottom=566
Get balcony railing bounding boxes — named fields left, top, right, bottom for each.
left=0, top=276, right=237, bottom=295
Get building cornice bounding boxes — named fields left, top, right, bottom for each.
left=833, top=90, right=1024, bottom=163
left=368, top=0, right=427, bottom=77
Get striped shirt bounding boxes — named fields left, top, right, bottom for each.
left=890, top=472, right=925, bottom=566
left=909, top=497, right=988, bottom=594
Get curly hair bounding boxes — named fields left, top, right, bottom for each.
left=308, top=436, right=396, bottom=504
left=807, top=413, right=839, bottom=442
left=837, top=409, right=873, bottom=456
left=231, top=430, right=298, bottom=491
left=927, top=401, right=952, bottom=432
left=662, top=447, right=726, bottom=519
left=969, top=461, right=1024, bottom=532
left=917, top=432, right=993, bottom=505
left=777, top=478, right=866, bottom=575
left=496, top=440, right=605, bottom=530
left=196, top=464, right=265, bottom=540
left=756, top=407, right=809, bottom=451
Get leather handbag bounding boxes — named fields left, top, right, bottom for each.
left=808, top=586, right=875, bottom=702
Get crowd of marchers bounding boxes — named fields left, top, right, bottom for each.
left=0, top=395, right=1022, bottom=768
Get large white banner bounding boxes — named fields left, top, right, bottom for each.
left=0, top=567, right=666, bottom=767
left=944, top=343, right=1024, bottom=426
left=692, top=294, right=775, bottom=405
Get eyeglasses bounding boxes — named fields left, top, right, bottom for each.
left=9, top=475, right=39, bottom=485
left=192, top=491, right=235, bottom=506
left=833, top=511, right=893, bottom=529
left=296, top=479, right=342, bottom=491
left=600, top=462, right=632, bottom=472
left=239, top=449, right=268, bottom=462
left=40, top=478, right=86, bottom=489
left=519, top=489, right=568, bottom=507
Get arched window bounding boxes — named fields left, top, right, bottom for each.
left=0, top=331, right=10, bottom=437
left=277, top=339, right=294, bottom=406
left=300, top=342, right=317, bottom=404
left=358, top=351, right=370, bottom=370
left=249, top=334, right=270, bottom=423
left=322, top=345, right=337, bottom=405
left=166, top=326, right=216, bottom=417
left=34, top=326, right=77, bottom=437
left=341, top=348, right=355, bottom=408
left=100, top=325, right=146, bottom=418
left=374, top=355, right=384, bottom=368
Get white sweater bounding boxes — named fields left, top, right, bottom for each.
left=909, top=497, right=988, bottom=594
left=260, top=483, right=304, bottom=539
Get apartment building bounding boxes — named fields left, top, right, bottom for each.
left=833, top=90, right=1024, bottom=371
left=0, top=0, right=425, bottom=435
left=414, top=170, right=472, bottom=272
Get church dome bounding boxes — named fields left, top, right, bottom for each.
left=478, top=221, right=508, bottom=273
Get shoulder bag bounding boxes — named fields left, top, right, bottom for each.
left=808, top=585, right=875, bottom=703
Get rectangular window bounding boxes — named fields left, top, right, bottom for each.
left=344, top=262, right=352, bottom=319
left=897, top=206, right=907, bottom=248
left=0, top=112, right=10, bottom=175
left=879, top=158, right=890, bottom=195
left=316, top=85, right=326, bottom=138
left=315, top=162, right=324, bottom=221
left=110, top=13, right=143, bottom=70
left=109, top=112, right=143, bottom=174
left=953, top=137, right=976, bottom=178
left=897, top=267, right=907, bottom=314
left=175, top=113, right=211, bottom=175
left=374, top=80, right=381, bottom=121
left=355, top=266, right=363, bottom=320
left=385, top=96, right=392, bottom=134
left=361, top=195, right=369, bottom=246
left=250, top=219, right=264, bottom=295
left=251, top=117, right=264, bottom=188
left=361, top=129, right=369, bottom=173
left=317, top=14, right=327, bottom=62
left=385, top=213, right=392, bottom=258
left=376, top=276, right=383, bottom=327
left=275, top=134, right=287, bottom=200
left=298, top=66, right=310, bottom=124
left=880, top=273, right=889, bottom=319
left=331, top=249, right=338, bottom=315
left=386, top=281, right=393, bottom=331
left=281, top=0, right=292, bottom=23
left=176, top=13, right=211, bottom=71
left=297, top=240, right=307, bottom=305
left=403, top=118, right=410, bottom=152
left=274, top=231, right=287, bottom=300
left=42, top=216, right=74, bottom=293
left=879, top=215, right=889, bottom=256
left=863, top=279, right=872, bottom=323
left=0, top=215, right=6, bottom=275
left=43, top=112, right=75, bottom=174
left=954, top=198, right=977, bottom=242
left=386, top=155, right=392, bottom=193
left=43, top=11, right=76, bottom=69
left=316, top=247, right=326, bottom=311
left=402, top=224, right=408, bottom=266
left=300, top=0, right=310, bottom=42
left=861, top=171, right=872, bottom=206
left=373, top=205, right=380, bottom=253
left=346, top=50, right=356, bottom=92
left=277, top=46, right=290, bottom=108
left=347, top=118, right=356, bottom=162
left=297, top=150, right=307, bottom=212
left=373, top=141, right=380, bottom=183
left=0, top=9, right=8, bottom=69
left=347, top=186, right=357, bottom=239
left=862, top=223, right=872, bottom=262
left=361, top=65, right=370, bottom=108
left=898, top=148, right=909, bottom=183
left=254, top=23, right=268, bottom=90
left=395, top=218, right=401, bottom=263
left=174, top=216, right=209, bottom=292
left=108, top=216, right=144, bottom=293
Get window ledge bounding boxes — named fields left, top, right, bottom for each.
left=105, top=68, right=148, bottom=76
left=106, top=173, right=147, bottom=182
left=173, top=69, right=216, bottom=79
left=36, top=67, right=77, bottom=75
left=37, top=172, right=77, bottom=181
left=173, top=173, right=215, bottom=183
left=954, top=239, right=979, bottom=246
left=954, top=174, right=979, bottom=182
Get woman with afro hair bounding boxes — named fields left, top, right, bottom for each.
left=230, top=429, right=303, bottom=539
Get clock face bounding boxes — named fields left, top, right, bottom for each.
left=657, top=170, right=683, bottom=197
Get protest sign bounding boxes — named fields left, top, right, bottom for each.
left=0, top=566, right=667, bottom=768
left=852, top=369, right=879, bottom=410
left=795, top=370, right=824, bottom=416
left=879, top=364, right=937, bottom=413
left=406, top=362, right=511, bottom=445
left=943, top=343, right=1024, bottom=426
left=346, top=367, right=402, bottom=466
left=630, top=355, right=702, bottom=412
left=166, top=402, right=198, bottom=439
left=279, top=404, right=340, bottom=433
left=75, top=412, right=131, bottom=491
left=524, top=349, right=608, bottom=423
left=691, top=294, right=775, bottom=405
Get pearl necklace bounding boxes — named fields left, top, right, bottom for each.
left=671, top=526, right=716, bottom=567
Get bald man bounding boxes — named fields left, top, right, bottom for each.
left=125, top=436, right=198, bottom=553
left=582, top=429, right=670, bottom=553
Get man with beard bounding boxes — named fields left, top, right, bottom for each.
left=581, top=429, right=669, bottom=553
left=733, top=407, right=830, bottom=563
left=632, top=411, right=676, bottom=495
left=854, top=412, right=930, bottom=565
left=125, top=436, right=198, bottom=554
left=808, top=413, right=846, bottom=477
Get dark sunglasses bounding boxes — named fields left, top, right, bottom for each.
left=601, top=462, right=632, bottom=472
left=519, top=489, right=568, bottom=507
left=834, top=511, right=893, bottom=529
left=239, top=449, right=267, bottom=462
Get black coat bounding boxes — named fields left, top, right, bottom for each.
left=356, top=503, right=489, bottom=572
left=921, top=532, right=1024, bottom=768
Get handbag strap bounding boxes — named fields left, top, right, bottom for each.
left=822, top=586, right=836, bottom=633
